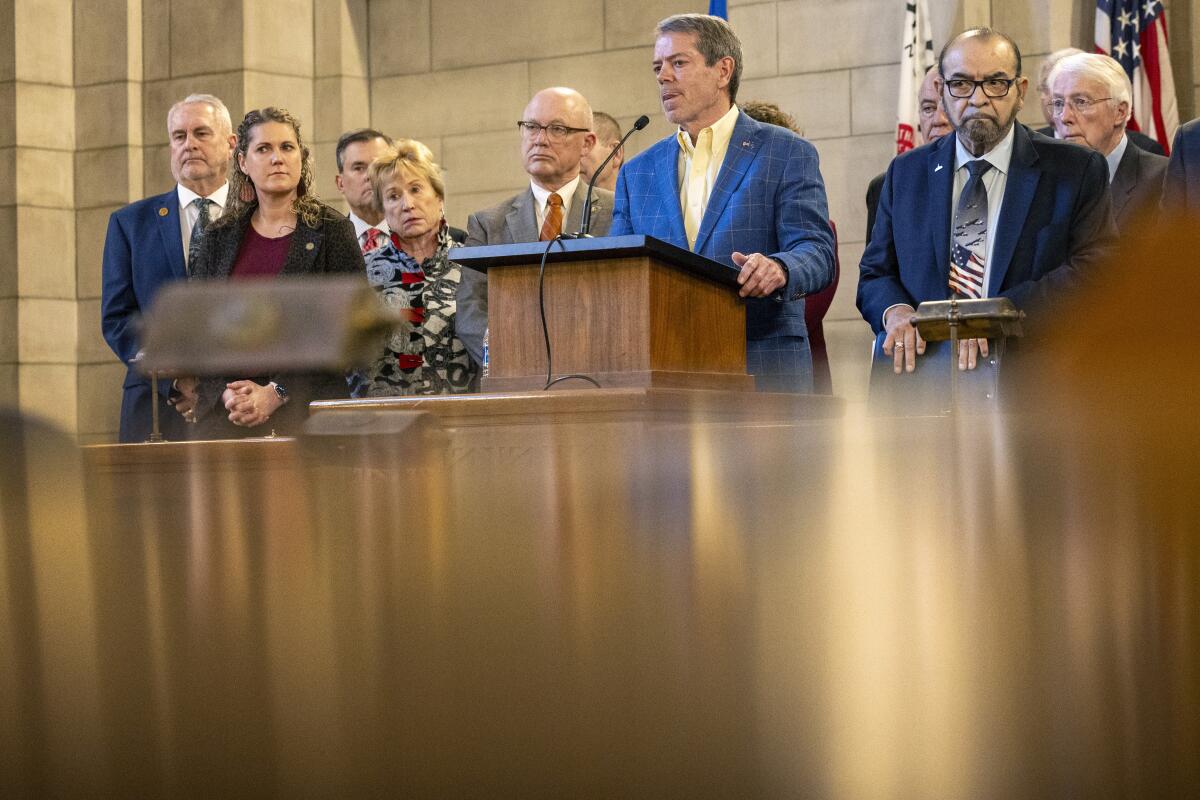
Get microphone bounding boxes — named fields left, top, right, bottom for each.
left=577, top=114, right=650, bottom=237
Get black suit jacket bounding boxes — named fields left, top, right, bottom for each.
left=865, top=172, right=885, bottom=245
left=190, top=203, right=366, bottom=436
left=1110, top=141, right=1168, bottom=231
left=1163, top=118, right=1200, bottom=211
left=859, top=124, right=1116, bottom=338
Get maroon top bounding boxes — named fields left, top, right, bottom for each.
left=230, top=225, right=293, bottom=279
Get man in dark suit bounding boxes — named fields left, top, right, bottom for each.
left=1034, top=46, right=1164, bottom=156
left=456, top=87, right=614, bottom=368
left=101, top=94, right=236, bottom=442
left=1048, top=52, right=1167, bottom=232
left=866, top=66, right=953, bottom=242
left=1163, top=119, right=1200, bottom=211
left=858, top=28, right=1115, bottom=382
left=611, top=13, right=834, bottom=392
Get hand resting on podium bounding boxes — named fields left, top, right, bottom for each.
left=883, top=304, right=989, bottom=374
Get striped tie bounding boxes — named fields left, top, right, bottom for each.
left=949, top=160, right=992, bottom=299
left=539, top=192, right=563, bottom=241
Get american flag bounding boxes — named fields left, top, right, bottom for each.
left=1095, top=0, right=1179, bottom=154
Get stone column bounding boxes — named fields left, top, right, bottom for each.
left=74, top=0, right=144, bottom=442
left=313, top=0, right=372, bottom=211
left=7, top=0, right=78, bottom=434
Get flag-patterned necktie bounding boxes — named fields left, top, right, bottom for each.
left=361, top=227, right=385, bottom=255
left=188, top=197, right=212, bottom=274
left=539, top=192, right=563, bottom=241
left=949, top=159, right=992, bottom=299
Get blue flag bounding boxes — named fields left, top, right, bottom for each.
left=708, top=0, right=727, bottom=19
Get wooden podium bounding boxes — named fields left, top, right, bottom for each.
left=452, top=235, right=753, bottom=392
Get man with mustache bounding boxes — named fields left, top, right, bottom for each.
left=857, top=28, right=1115, bottom=389
left=101, top=93, right=236, bottom=441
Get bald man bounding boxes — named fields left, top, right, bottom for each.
left=456, top=87, right=614, bottom=368
left=865, top=66, right=952, bottom=242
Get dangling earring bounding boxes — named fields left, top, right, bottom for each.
left=239, top=178, right=256, bottom=203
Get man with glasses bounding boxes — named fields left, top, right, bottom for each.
left=858, top=27, right=1114, bottom=388
left=866, top=65, right=953, bottom=243
left=456, top=87, right=614, bottom=369
left=1049, top=53, right=1167, bottom=232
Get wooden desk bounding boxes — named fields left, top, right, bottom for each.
left=4, top=406, right=1196, bottom=797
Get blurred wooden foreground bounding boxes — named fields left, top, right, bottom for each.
left=2, top=218, right=1198, bottom=797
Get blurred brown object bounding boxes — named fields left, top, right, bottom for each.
left=139, top=276, right=405, bottom=376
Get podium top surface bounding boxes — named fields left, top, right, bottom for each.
left=448, top=235, right=742, bottom=289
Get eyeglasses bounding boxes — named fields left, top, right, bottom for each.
left=517, top=121, right=590, bottom=142
left=1051, top=96, right=1113, bottom=116
left=944, top=77, right=1018, bottom=99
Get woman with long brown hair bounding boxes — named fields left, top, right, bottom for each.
left=173, top=107, right=365, bottom=437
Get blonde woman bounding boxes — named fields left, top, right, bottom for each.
left=350, top=140, right=477, bottom=396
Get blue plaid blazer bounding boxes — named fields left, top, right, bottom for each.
left=612, top=110, right=834, bottom=347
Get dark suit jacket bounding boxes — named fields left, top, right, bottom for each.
left=858, top=124, right=1116, bottom=340
left=1163, top=118, right=1200, bottom=211
left=611, top=110, right=834, bottom=388
left=1036, top=124, right=1165, bottom=156
left=865, top=172, right=885, bottom=245
left=101, top=188, right=192, bottom=442
left=1111, top=140, right=1168, bottom=230
left=190, top=203, right=365, bottom=436
left=455, top=181, right=614, bottom=366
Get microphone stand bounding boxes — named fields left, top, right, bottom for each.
left=572, top=114, right=650, bottom=238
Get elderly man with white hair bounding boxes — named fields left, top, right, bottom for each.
left=1049, top=52, right=1168, bottom=231
left=102, top=93, right=238, bottom=442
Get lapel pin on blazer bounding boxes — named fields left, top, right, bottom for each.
left=935, top=164, right=944, bottom=172
left=158, top=207, right=169, bottom=216
left=305, top=242, right=314, bottom=250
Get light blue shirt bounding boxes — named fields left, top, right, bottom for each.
left=1105, top=134, right=1129, bottom=183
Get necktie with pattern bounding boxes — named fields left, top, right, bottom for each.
left=362, top=227, right=385, bottom=255
left=949, top=160, right=992, bottom=299
left=539, top=192, right=563, bottom=241
left=188, top=197, right=212, bottom=274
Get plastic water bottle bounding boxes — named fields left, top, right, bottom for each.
left=481, top=327, right=489, bottom=378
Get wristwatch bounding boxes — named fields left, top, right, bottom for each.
left=271, top=382, right=289, bottom=404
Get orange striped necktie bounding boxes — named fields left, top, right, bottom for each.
left=539, top=192, right=563, bottom=241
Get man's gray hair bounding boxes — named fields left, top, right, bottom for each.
left=167, top=94, right=234, bottom=135
left=1047, top=52, right=1132, bottom=122
left=655, top=14, right=743, bottom=103
left=1038, top=47, right=1085, bottom=90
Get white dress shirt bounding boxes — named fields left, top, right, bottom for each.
left=531, top=175, right=580, bottom=231
left=349, top=211, right=390, bottom=247
left=178, top=183, right=229, bottom=266
left=1104, top=133, right=1128, bottom=183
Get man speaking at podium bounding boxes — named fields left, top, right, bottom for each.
left=611, top=14, right=834, bottom=393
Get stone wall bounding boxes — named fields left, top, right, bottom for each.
left=3, top=0, right=1198, bottom=440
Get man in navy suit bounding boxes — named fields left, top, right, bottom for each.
left=858, top=28, right=1115, bottom=384
left=1163, top=119, right=1200, bottom=212
left=611, top=13, right=834, bottom=393
left=101, top=94, right=236, bottom=442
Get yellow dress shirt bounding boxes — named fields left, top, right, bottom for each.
left=676, top=104, right=740, bottom=250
